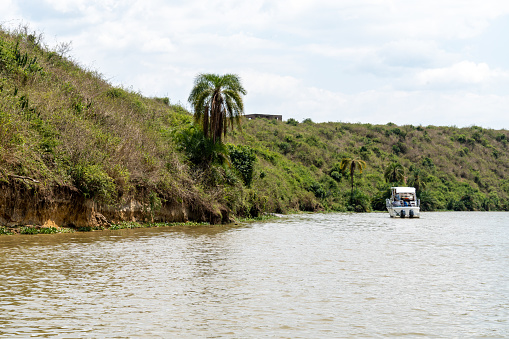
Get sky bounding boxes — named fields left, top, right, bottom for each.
left=2, top=0, right=509, bottom=128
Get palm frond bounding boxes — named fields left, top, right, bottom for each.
left=187, top=73, right=246, bottom=144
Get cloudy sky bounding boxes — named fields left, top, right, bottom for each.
left=2, top=0, right=509, bottom=128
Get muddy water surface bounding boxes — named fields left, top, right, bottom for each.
left=1, top=212, right=508, bottom=338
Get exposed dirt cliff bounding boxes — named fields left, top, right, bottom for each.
left=0, top=177, right=228, bottom=229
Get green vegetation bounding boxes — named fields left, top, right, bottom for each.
left=19, top=226, right=59, bottom=234
left=227, top=144, right=256, bottom=187
left=109, top=221, right=209, bottom=230
left=340, top=157, right=367, bottom=196
left=0, top=226, right=14, bottom=235
left=2, top=25, right=509, bottom=235
left=0, top=25, right=207, bottom=215
left=188, top=73, right=246, bottom=144
left=5, top=226, right=75, bottom=235
left=229, top=118, right=509, bottom=213
left=0, top=221, right=211, bottom=235
left=384, top=162, right=405, bottom=185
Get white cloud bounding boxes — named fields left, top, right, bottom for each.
left=416, top=61, right=509, bottom=88
left=379, top=40, right=454, bottom=69
left=358, top=0, right=509, bottom=39
left=42, top=0, right=125, bottom=14
left=305, top=44, right=374, bottom=59
left=242, top=69, right=509, bottom=129
left=0, top=1, right=20, bottom=23
left=3, top=0, right=509, bottom=128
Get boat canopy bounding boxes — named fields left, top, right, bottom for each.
left=391, top=187, right=416, bottom=194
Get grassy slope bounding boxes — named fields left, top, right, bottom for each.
left=0, top=26, right=223, bottom=217
left=2, top=26, right=509, bottom=224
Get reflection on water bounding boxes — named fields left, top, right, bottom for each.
left=0, top=212, right=508, bottom=338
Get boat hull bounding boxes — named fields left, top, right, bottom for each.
left=387, top=206, right=420, bottom=218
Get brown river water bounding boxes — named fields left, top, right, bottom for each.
left=0, top=212, right=508, bottom=338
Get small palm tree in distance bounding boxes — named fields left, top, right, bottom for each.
left=384, top=162, right=405, bottom=185
left=340, top=157, right=367, bottom=196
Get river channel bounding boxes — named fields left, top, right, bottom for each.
left=0, top=212, right=508, bottom=338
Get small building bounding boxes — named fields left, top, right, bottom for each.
left=244, top=114, right=282, bottom=121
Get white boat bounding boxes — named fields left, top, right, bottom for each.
left=386, top=187, right=420, bottom=218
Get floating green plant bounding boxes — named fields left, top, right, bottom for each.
left=0, top=227, right=14, bottom=235
left=19, top=226, right=58, bottom=234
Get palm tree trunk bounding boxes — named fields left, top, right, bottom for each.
left=203, top=106, right=209, bottom=139
left=350, top=172, right=354, bottom=197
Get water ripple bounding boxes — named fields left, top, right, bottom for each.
left=0, top=212, right=508, bottom=338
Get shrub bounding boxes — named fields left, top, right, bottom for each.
left=371, top=186, right=391, bottom=211
left=348, top=189, right=371, bottom=212
left=313, top=157, right=324, bottom=168
left=458, top=147, right=469, bottom=157
left=329, top=162, right=347, bottom=182
left=286, top=118, right=299, bottom=126
left=308, top=181, right=326, bottom=199
left=456, top=134, right=467, bottom=143
left=149, top=191, right=163, bottom=214
left=495, top=133, right=507, bottom=142
left=419, top=190, right=445, bottom=211
left=392, top=141, right=407, bottom=155
left=390, top=128, right=407, bottom=139
left=227, top=144, right=257, bottom=187
left=175, top=126, right=228, bottom=166
left=278, top=141, right=292, bottom=155
left=297, top=191, right=320, bottom=211
left=422, top=157, right=435, bottom=169
left=154, top=97, right=170, bottom=105
left=71, top=164, right=116, bottom=202
left=106, top=87, right=126, bottom=99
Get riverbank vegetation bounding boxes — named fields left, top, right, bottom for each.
left=0, top=221, right=211, bottom=235
left=2, top=25, right=509, bottom=232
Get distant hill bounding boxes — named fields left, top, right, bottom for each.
left=1, top=26, right=508, bottom=229
left=230, top=118, right=509, bottom=212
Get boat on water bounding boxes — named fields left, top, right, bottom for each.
left=386, top=187, right=420, bottom=218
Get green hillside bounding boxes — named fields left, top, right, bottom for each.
left=0, top=26, right=223, bottom=223
left=1, top=26, right=509, bottom=229
left=230, top=118, right=509, bottom=212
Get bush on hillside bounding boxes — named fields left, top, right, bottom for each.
left=176, top=126, right=228, bottom=167
left=227, top=144, right=256, bottom=187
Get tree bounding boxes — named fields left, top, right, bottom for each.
left=408, top=168, right=426, bottom=193
left=340, top=158, right=367, bottom=196
left=384, top=162, right=405, bottom=184
left=188, top=73, right=247, bottom=144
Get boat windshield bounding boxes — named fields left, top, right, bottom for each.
left=399, top=193, right=415, bottom=201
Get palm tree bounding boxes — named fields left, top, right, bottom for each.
left=384, top=162, right=405, bottom=184
left=188, top=73, right=247, bottom=144
left=408, top=168, right=426, bottom=193
left=340, top=158, right=367, bottom=196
